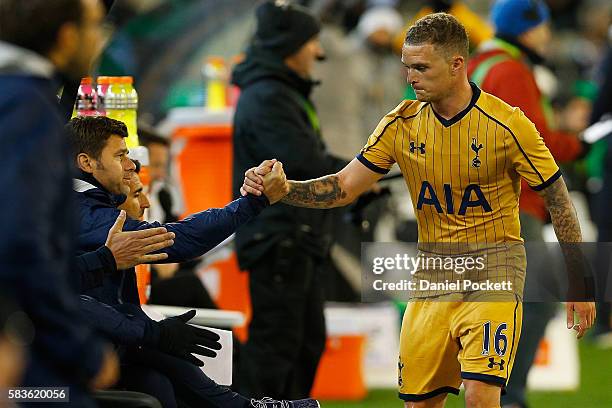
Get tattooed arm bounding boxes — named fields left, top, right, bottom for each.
left=241, top=159, right=383, bottom=208
left=282, top=175, right=348, bottom=208
left=280, top=159, right=384, bottom=209
left=538, top=176, right=595, bottom=339
left=538, top=176, right=582, bottom=243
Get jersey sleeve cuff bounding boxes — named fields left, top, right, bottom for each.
left=356, top=153, right=390, bottom=174
left=245, top=193, right=270, bottom=209
left=97, top=245, right=117, bottom=273
left=530, top=169, right=562, bottom=191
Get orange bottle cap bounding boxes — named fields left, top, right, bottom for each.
left=205, top=56, right=226, bottom=66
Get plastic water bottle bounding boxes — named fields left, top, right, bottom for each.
left=202, top=56, right=228, bottom=109
left=96, top=76, right=110, bottom=116
left=74, top=77, right=98, bottom=117
left=105, top=77, right=125, bottom=124
left=121, top=76, right=139, bottom=148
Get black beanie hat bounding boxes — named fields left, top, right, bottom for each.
left=254, top=0, right=321, bottom=58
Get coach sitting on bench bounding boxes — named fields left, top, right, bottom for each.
left=66, top=116, right=321, bottom=408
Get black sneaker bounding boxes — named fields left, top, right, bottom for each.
left=249, top=397, right=321, bottom=408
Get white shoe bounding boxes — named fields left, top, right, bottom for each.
left=249, top=397, right=321, bottom=408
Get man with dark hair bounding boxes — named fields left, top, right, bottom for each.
left=70, top=113, right=133, bottom=160
left=0, top=0, right=104, bottom=102
left=69, top=118, right=175, bottom=292
left=0, top=0, right=101, bottom=403
left=0, top=0, right=115, bottom=119
left=0, top=0, right=175, bottom=404
left=118, top=161, right=148, bottom=221
left=67, top=116, right=319, bottom=408
left=232, top=1, right=347, bottom=398
left=243, top=11, right=595, bottom=408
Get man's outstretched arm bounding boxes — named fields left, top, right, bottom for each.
left=244, top=158, right=383, bottom=209
left=78, top=161, right=288, bottom=265
left=538, top=176, right=596, bottom=338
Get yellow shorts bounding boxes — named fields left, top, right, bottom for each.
left=398, top=299, right=523, bottom=402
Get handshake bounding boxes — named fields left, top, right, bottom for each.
left=239, top=159, right=289, bottom=204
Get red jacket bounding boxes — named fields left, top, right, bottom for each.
left=468, top=39, right=582, bottom=221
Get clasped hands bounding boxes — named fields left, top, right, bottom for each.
left=240, top=159, right=289, bottom=204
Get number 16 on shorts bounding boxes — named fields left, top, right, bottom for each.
left=481, top=321, right=508, bottom=356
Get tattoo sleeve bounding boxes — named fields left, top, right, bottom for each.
left=539, top=176, right=592, bottom=300
left=281, top=175, right=349, bottom=209
left=538, top=176, right=582, bottom=243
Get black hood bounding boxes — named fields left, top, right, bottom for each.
left=231, top=44, right=318, bottom=98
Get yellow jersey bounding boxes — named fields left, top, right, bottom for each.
left=359, top=83, right=560, bottom=244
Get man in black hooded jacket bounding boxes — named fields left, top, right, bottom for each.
left=232, top=0, right=347, bottom=400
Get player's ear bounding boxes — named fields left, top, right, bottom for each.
left=77, top=153, right=95, bottom=174
left=451, top=55, right=464, bottom=74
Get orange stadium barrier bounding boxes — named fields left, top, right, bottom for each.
left=311, top=335, right=367, bottom=400
left=136, top=264, right=151, bottom=304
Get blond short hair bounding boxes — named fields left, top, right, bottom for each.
left=404, top=13, right=469, bottom=59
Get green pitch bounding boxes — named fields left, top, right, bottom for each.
left=321, top=340, right=612, bottom=407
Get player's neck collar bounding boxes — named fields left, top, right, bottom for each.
left=430, top=82, right=481, bottom=128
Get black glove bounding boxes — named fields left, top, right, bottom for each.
left=144, top=310, right=222, bottom=366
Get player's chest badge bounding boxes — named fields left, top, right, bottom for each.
left=470, top=138, right=484, bottom=168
